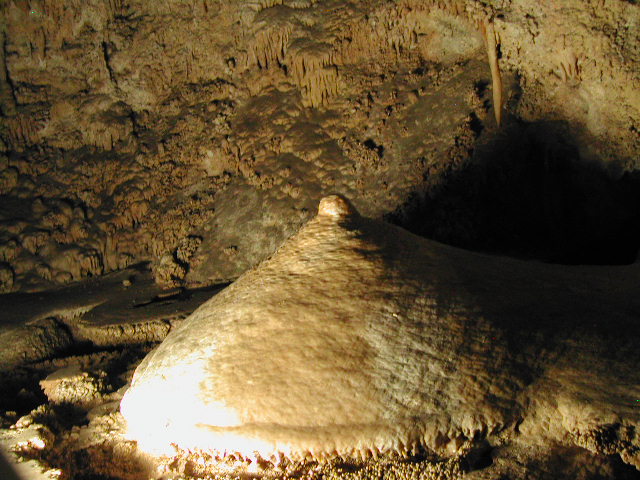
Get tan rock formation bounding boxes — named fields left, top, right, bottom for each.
left=121, top=196, right=640, bottom=470
left=1, top=0, right=637, bottom=293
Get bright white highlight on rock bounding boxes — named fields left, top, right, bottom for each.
left=120, top=196, right=640, bottom=466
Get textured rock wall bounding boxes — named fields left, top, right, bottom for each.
left=0, top=0, right=638, bottom=292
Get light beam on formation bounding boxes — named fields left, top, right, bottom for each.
left=120, top=195, right=640, bottom=466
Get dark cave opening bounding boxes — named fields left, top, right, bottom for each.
left=388, top=120, right=640, bottom=265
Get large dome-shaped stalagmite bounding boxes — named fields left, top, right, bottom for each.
left=120, top=196, right=640, bottom=467
left=1, top=0, right=640, bottom=478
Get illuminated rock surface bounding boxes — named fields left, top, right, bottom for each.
left=121, top=196, right=640, bottom=467
left=1, top=0, right=640, bottom=477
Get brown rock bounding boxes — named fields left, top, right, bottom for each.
left=121, top=196, right=640, bottom=467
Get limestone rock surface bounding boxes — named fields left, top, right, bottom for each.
left=2, top=0, right=638, bottom=292
left=120, top=196, right=640, bottom=467
left=0, top=264, right=218, bottom=370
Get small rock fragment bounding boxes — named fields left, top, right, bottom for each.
left=40, top=366, right=109, bottom=408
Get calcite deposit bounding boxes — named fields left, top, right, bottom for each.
left=1, top=0, right=638, bottom=293
left=1, top=0, right=640, bottom=479
left=121, top=196, right=640, bottom=471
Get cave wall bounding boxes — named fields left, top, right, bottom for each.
left=0, top=0, right=638, bottom=293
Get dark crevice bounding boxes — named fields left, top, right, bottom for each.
left=607, top=452, right=640, bottom=479
left=468, top=111, right=484, bottom=136
left=463, top=441, right=494, bottom=471
left=0, top=371, right=47, bottom=416
left=101, top=41, right=118, bottom=87
left=363, top=138, right=385, bottom=158
left=474, top=79, right=490, bottom=98
left=132, top=282, right=228, bottom=308
left=2, top=34, right=18, bottom=110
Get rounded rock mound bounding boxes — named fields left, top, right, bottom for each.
left=120, top=196, right=640, bottom=467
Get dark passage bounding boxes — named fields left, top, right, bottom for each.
left=388, top=121, right=640, bottom=265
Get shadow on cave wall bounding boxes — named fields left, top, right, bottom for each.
left=387, top=120, right=640, bottom=265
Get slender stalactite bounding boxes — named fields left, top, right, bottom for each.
left=481, top=18, right=503, bottom=127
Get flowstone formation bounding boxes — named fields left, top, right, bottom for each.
left=121, top=196, right=640, bottom=473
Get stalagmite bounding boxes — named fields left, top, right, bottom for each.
left=121, top=196, right=640, bottom=467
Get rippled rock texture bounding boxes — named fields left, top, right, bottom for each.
left=121, top=196, right=640, bottom=472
